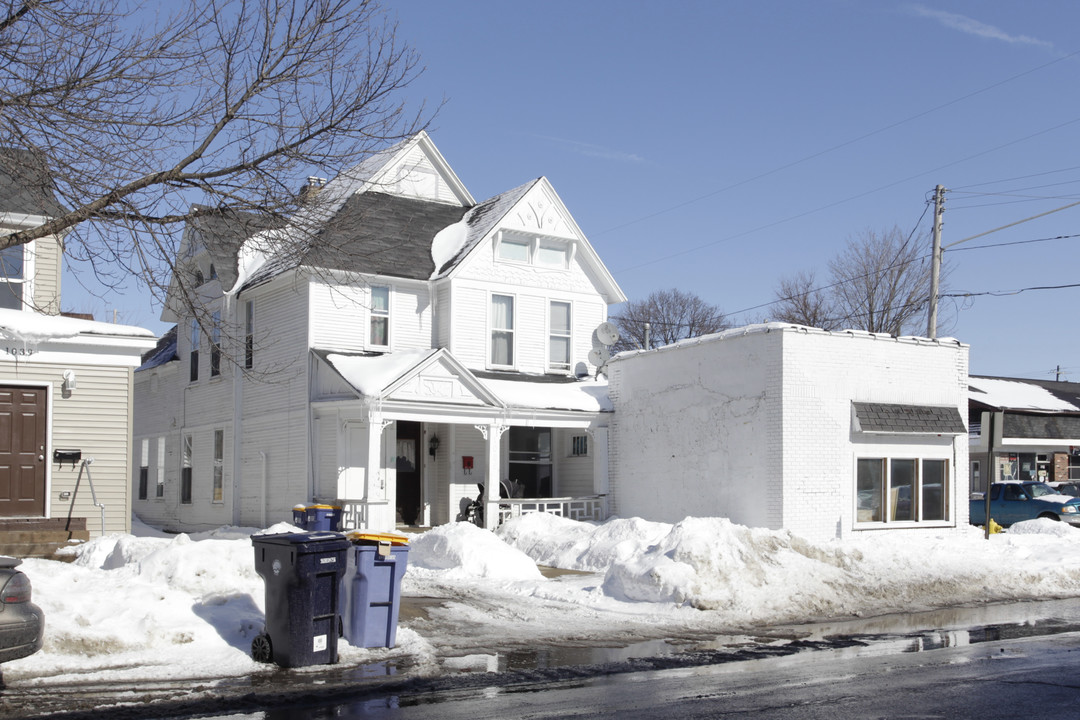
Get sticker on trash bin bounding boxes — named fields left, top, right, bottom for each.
left=319, top=557, right=336, bottom=564
left=313, top=634, right=327, bottom=652
left=272, top=559, right=282, bottom=576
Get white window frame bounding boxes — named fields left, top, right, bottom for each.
left=369, top=285, right=390, bottom=348
left=548, top=300, right=572, bottom=372
left=156, top=436, right=166, bottom=499
left=855, top=454, right=952, bottom=528
left=490, top=292, right=516, bottom=369
left=212, top=429, right=224, bottom=504
left=181, top=434, right=193, bottom=505
left=494, top=231, right=572, bottom=270
left=138, top=438, right=150, bottom=500
left=210, top=311, right=221, bottom=377
left=0, top=241, right=34, bottom=311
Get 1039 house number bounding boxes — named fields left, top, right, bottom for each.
left=3, top=347, right=36, bottom=357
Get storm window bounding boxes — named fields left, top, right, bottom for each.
left=370, top=286, right=389, bottom=347
left=549, top=301, right=571, bottom=371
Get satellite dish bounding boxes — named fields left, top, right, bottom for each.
left=588, top=347, right=610, bottom=367
left=596, top=321, right=620, bottom=346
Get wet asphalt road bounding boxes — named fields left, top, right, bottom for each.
left=7, top=598, right=1080, bottom=719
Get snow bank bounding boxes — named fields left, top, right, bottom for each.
left=409, top=522, right=542, bottom=580
left=496, top=513, right=671, bottom=571
left=9, top=512, right=1080, bottom=688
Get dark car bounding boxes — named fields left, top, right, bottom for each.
left=0, top=557, right=43, bottom=666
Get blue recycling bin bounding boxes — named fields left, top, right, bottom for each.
left=251, top=532, right=350, bottom=667
left=292, top=504, right=342, bottom=531
left=341, top=540, right=410, bottom=648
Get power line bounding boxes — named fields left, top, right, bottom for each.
left=598, top=46, right=1080, bottom=239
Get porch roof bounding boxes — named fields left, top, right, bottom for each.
left=315, top=348, right=612, bottom=413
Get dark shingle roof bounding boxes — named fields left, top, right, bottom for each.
left=1003, top=413, right=1080, bottom=440
left=0, top=148, right=67, bottom=217
left=301, top=192, right=470, bottom=280
left=853, top=402, right=966, bottom=434
left=189, top=206, right=284, bottom=291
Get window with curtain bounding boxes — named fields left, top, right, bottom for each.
left=491, top=294, right=514, bottom=366
left=189, top=319, right=200, bottom=382
left=213, top=429, right=224, bottom=503
left=181, top=435, right=193, bottom=504
left=549, top=301, right=571, bottom=371
left=370, top=286, right=389, bottom=347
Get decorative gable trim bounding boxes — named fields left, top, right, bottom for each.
left=361, top=131, right=474, bottom=207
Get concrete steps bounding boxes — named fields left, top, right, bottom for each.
left=0, top=518, right=89, bottom=560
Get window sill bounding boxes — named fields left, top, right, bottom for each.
left=853, top=520, right=956, bottom=531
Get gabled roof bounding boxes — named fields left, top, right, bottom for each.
left=137, top=325, right=178, bottom=371
left=968, top=375, right=1080, bottom=413
left=0, top=148, right=68, bottom=218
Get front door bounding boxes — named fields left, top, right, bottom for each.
left=0, top=386, right=47, bottom=517
left=395, top=421, right=422, bottom=526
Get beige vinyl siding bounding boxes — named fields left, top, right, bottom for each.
left=30, top=236, right=62, bottom=314
left=0, top=361, right=134, bottom=535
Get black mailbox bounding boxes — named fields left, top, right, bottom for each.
left=53, top=449, right=82, bottom=467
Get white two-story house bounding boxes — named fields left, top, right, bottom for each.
left=133, top=133, right=626, bottom=533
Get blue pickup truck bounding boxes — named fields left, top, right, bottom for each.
left=969, top=482, right=1080, bottom=528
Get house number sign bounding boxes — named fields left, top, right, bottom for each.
left=2, top=346, right=36, bottom=357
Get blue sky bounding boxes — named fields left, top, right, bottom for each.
left=72, top=1, right=1080, bottom=380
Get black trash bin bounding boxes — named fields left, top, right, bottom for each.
left=251, top=531, right=350, bottom=668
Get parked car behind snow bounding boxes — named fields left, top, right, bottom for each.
left=969, top=482, right=1080, bottom=528
left=0, top=557, right=43, bottom=666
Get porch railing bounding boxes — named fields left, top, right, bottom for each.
left=496, top=495, right=607, bottom=525
left=336, top=499, right=389, bottom=531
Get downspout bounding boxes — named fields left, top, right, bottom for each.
left=259, top=450, right=268, bottom=528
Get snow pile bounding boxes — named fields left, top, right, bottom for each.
left=496, top=513, right=671, bottom=571
left=430, top=218, right=469, bottom=275
left=409, top=522, right=542, bottom=580
left=8, top=512, right=1080, bottom=688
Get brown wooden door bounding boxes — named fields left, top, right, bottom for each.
left=0, top=386, right=47, bottom=517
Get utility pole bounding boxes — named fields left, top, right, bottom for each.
left=927, top=185, right=945, bottom=339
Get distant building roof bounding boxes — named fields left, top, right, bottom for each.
left=0, top=148, right=67, bottom=218
left=968, top=375, right=1080, bottom=413
left=137, top=325, right=178, bottom=371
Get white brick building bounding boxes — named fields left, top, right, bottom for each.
left=607, top=324, right=969, bottom=541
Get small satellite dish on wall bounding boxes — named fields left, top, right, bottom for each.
left=588, top=347, right=610, bottom=368
left=595, top=321, right=620, bottom=346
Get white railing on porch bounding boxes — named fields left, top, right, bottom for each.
left=496, top=495, right=607, bottom=525
left=337, top=499, right=389, bottom=531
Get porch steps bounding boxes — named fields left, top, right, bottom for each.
left=0, top=518, right=89, bottom=561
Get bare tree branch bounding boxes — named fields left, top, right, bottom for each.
left=0, top=0, right=432, bottom=323
left=612, top=288, right=730, bottom=352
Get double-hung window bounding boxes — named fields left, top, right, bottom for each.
left=212, top=430, right=224, bottom=503
left=549, top=301, right=571, bottom=372
left=138, top=438, right=149, bottom=500
left=370, top=286, right=389, bottom=347
left=491, top=294, right=515, bottom=367
left=210, top=311, right=221, bottom=377
left=189, top=319, right=200, bottom=382
left=181, top=435, right=193, bottom=504
left=0, top=244, right=28, bottom=310
left=244, top=301, right=254, bottom=369
left=856, top=457, right=949, bottom=525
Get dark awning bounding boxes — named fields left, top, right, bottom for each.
left=852, top=402, right=966, bottom=435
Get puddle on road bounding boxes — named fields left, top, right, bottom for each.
left=436, top=597, right=1080, bottom=673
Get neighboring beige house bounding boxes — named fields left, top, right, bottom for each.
left=133, top=132, right=625, bottom=533
left=0, top=150, right=156, bottom=541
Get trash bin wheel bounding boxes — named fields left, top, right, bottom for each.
left=252, top=633, right=273, bottom=663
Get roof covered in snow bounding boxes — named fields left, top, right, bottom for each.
left=968, top=375, right=1080, bottom=413
left=317, top=348, right=611, bottom=413
left=0, top=307, right=155, bottom=344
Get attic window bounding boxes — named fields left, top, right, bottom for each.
left=495, top=232, right=571, bottom=269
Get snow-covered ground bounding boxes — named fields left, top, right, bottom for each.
left=5, top=513, right=1080, bottom=689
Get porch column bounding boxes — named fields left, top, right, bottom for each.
left=476, top=422, right=507, bottom=530
left=366, top=411, right=394, bottom=530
